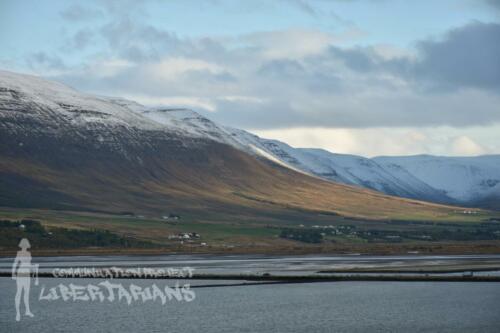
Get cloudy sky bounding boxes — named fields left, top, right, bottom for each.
left=1, top=0, right=499, bottom=157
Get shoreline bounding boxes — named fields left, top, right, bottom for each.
left=2, top=241, right=500, bottom=258
left=1, top=271, right=500, bottom=283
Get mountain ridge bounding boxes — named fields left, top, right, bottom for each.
left=135, top=96, right=497, bottom=208
left=0, top=69, right=496, bottom=220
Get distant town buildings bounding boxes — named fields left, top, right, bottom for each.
left=168, top=232, right=200, bottom=240
left=162, top=214, right=181, bottom=221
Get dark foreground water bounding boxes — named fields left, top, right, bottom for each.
left=1, top=278, right=500, bottom=332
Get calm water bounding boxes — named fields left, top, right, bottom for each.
left=1, top=278, right=500, bottom=332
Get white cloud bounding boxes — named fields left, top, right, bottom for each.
left=218, top=95, right=265, bottom=103
left=144, top=58, right=225, bottom=80
left=371, top=44, right=417, bottom=61
left=450, top=135, right=487, bottom=156
left=87, top=59, right=134, bottom=78
left=242, top=29, right=341, bottom=60
left=252, top=126, right=498, bottom=157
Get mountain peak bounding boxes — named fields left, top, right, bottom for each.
left=1, top=70, right=498, bottom=209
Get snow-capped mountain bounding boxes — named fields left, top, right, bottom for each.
left=222, top=127, right=500, bottom=207
left=139, top=108, right=243, bottom=148
left=374, top=155, right=500, bottom=204
left=221, top=128, right=445, bottom=200
left=222, top=131, right=499, bottom=208
left=124, top=93, right=499, bottom=208
left=143, top=110, right=496, bottom=207
left=0, top=70, right=160, bottom=132
left=5, top=69, right=464, bottom=220
left=1, top=69, right=498, bottom=210
left=135, top=104, right=500, bottom=208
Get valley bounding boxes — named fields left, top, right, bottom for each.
left=1, top=207, right=500, bottom=256
left=1, top=70, right=499, bottom=256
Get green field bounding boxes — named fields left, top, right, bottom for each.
left=1, top=206, right=500, bottom=256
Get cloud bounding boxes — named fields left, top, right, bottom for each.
left=258, top=59, right=305, bottom=78
left=484, top=0, right=500, bottom=11
left=253, top=126, right=497, bottom=157
left=241, top=29, right=346, bottom=59
left=328, top=46, right=379, bottom=72
left=281, top=0, right=319, bottom=17
left=145, top=58, right=226, bottom=79
left=60, top=4, right=103, bottom=21
left=414, top=22, right=500, bottom=90
left=85, top=58, right=134, bottom=78
left=208, top=87, right=500, bottom=129
left=26, top=52, right=67, bottom=74
left=6, top=0, right=497, bottom=156
left=324, top=22, right=500, bottom=91
left=62, top=29, right=95, bottom=52
left=450, top=135, right=487, bottom=156
left=99, top=17, right=182, bottom=61
left=30, top=12, right=500, bottom=134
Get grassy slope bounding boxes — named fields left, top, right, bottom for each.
left=0, top=89, right=488, bottom=223
left=0, top=145, right=486, bottom=223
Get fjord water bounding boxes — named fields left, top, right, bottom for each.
left=1, top=278, right=500, bottom=332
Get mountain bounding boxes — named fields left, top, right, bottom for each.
left=0, top=70, right=467, bottom=221
left=132, top=108, right=500, bottom=209
left=225, top=132, right=500, bottom=208
left=374, top=155, right=500, bottom=208
left=221, top=130, right=451, bottom=202
left=156, top=114, right=496, bottom=208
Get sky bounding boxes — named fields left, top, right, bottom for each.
left=1, top=0, right=499, bottom=157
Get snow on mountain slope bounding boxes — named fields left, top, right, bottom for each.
left=1, top=70, right=498, bottom=207
left=0, top=69, right=245, bottom=149
left=6, top=70, right=469, bottom=220
left=0, top=70, right=162, bottom=131
left=140, top=108, right=243, bottom=147
left=374, top=155, right=500, bottom=203
left=223, top=127, right=320, bottom=174
left=221, top=127, right=448, bottom=202
left=227, top=128, right=500, bottom=206
left=133, top=107, right=499, bottom=207
left=297, top=149, right=448, bottom=201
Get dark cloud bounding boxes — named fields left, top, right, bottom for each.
left=415, top=22, right=500, bottom=90
left=216, top=22, right=500, bottom=129
left=325, top=22, right=500, bottom=91
left=319, top=45, right=410, bottom=79
left=484, top=0, right=500, bottom=11
left=258, top=58, right=343, bottom=93
left=328, top=46, right=379, bottom=72
left=208, top=88, right=500, bottom=130
left=42, top=17, right=500, bottom=131
left=99, top=18, right=181, bottom=61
